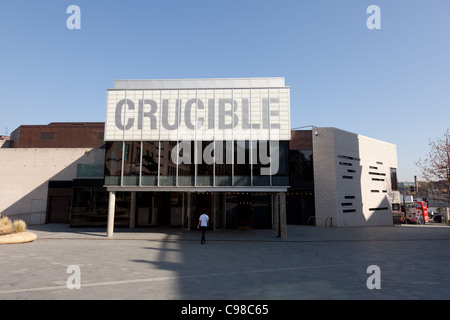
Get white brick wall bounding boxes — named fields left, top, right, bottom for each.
left=313, top=128, right=399, bottom=227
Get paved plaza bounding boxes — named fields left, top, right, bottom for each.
left=1, top=223, right=450, bottom=300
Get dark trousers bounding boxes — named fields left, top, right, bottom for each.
left=200, top=226, right=207, bottom=243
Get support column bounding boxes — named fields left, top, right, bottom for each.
left=187, top=192, right=192, bottom=230
left=279, top=192, right=287, bottom=239
left=107, top=191, right=116, bottom=238
left=213, top=193, right=217, bottom=231
left=272, top=193, right=279, bottom=230
left=129, top=191, right=136, bottom=229
left=223, top=193, right=227, bottom=229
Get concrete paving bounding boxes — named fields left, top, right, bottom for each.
left=1, top=223, right=450, bottom=300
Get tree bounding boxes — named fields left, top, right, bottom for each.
left=415, top=129, right=450, bottom=205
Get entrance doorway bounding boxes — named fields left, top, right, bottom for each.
left=48, top=196, right=71, bottom=223
left=225, top=192, right=272, bottom=229
left=189, top=192, right=225, bottom=230
left=136, top=192, right=184, bottom=228
left=192, top=192, right=212, bottom=229
left=134, top=191, right=272, bottom=230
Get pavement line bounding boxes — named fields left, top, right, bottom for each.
left=36, top=233, right=70, bottom=239
left=0, top=263, right=353, bottom=295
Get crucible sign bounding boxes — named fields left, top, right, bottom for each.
left=105, top=88, right=290, bottom=142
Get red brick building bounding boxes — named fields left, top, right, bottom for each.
left=9, top=122, right=105, bottom=148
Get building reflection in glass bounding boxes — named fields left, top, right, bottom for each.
left=104, top=140, right=289, bottom=187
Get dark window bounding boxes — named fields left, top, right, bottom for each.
left=176, top=141, right=194, bottom=186
left=273, top=141, right=289, bottom=186
left=123, top=142, right=141, bottom=186
left=104, top=142, right=123, bottom=185
left=71, top=187, right=110, bottom=227
left=338, top=155, right=360, bottom=161
left=159, top=141, right=177, bottom=186
left=289, top=149, right=313, bottom=188
left=234, top=140, right=251, bottom=186
left=215, top=141, right=232, bottom=186
left=390, top=168, right=398, bottom=190
left=369, top=172, right=386, bottom=176
left=252, top=140, right=270, bottom=186
left=39, top=132, right=54, bottom=141
left=141, top=141, right=159, bottom=186
left=196, top=141, right=213, bottom=186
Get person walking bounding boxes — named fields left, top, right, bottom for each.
left=197, top=212, right=209, bottom=244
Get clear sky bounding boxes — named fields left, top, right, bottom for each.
left=1, top=0, right=449, bottom=182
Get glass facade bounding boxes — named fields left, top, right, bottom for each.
left=101, top=140, right=292, bottom=230
left=69, top=139, right=317, bottom=229
left=105, top=140, right=290, bottom=187
left=71, top=188, right=130, bottom=227
left=287, top=148, right=315, bottom=225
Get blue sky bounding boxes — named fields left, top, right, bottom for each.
left=1, top=0, right=449, bottom=182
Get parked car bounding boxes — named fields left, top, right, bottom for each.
left=434, top=214, right=442, bottom=223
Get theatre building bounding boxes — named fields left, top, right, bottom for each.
left=0, top=77, right=400, bottom=236
left=104, top=78, right=292, bottom=237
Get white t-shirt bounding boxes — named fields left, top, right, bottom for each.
left=199, top=214, right=209, bottom=227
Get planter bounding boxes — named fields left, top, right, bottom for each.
left=0, top=232, right=37, bottom=245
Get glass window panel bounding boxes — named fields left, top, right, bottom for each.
left=197, top=141, right=213, bottom=186
left=178, top=141, right=195, bottom=186
left=252, top=140, right=270, bottom=186
left=234, top=140, right=251, bottom=186
left=215, top=141, right=232, bottom=186
left=390, top=168, right=398, bottom=191
left=104, top=141, right=122, bottom=185
left=142, top=141, right=159, bottom=186
left=273, top=141, right=289, bottom=186
left=70, top=187, right=109, bottom=227
left=289, top=149, right=313, bottom=188
left=114, top=192, right=130, bottom=226
left=159, top=141, right=177, bottom=186
left=123, top=142, right=141, bottom=186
